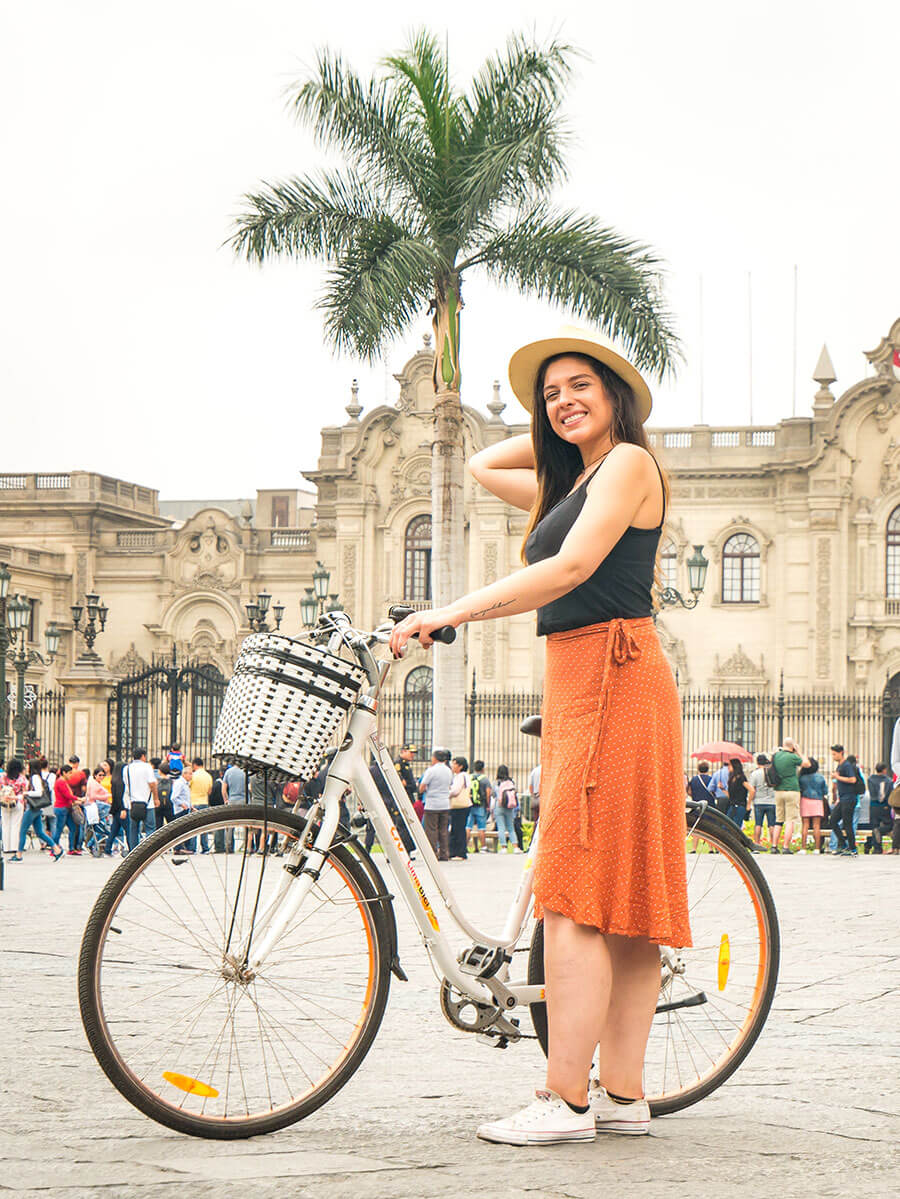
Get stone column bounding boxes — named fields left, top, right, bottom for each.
left=57, top=653, right=115, bottom=766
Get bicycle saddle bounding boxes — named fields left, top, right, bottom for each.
left=520, top=715, right=542, bottom=738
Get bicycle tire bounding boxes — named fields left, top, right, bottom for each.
left=79, top=805, right=393, bottom=1138
left=527, top=809, right=779, bottom=1115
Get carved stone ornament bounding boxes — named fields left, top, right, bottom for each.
left=711, top=644, right=767, bottom=681
left=110, top=642, right=149, bottom=678
left=880, top=438, right=900, bottom=495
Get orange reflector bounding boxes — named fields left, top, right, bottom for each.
left=717, top=934, right=731, bottom=991
left=162, top=1071, right=219, bottom=1098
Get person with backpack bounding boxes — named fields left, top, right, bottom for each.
left=493, top=765, right=520, bottom=853
left=14, top=758, right=60, bottom=860
left=829, top=746, right=865, bottom=856
left=448, top=756, right=471, bottom=860
left=467, top=760, right=491, bottom=853
left=769, top=737, right=811, bottom=854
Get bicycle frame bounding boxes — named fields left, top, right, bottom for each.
left=244, top=703, right=544, bottom=1011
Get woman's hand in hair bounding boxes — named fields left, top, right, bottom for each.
left=468, top=434, right=537, bottom=512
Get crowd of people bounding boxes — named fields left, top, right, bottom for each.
left=6, top=732, right=899, bottom=866
left=0, top=740, right=542, bottom=864
left=686, top=737, right=900, bottom=856
left=0, top=746, right=231, bottom=861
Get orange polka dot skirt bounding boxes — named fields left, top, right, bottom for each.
left=532, top=617, right=692, bottom=948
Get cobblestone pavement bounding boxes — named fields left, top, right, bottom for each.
left=3, top=842, right=899, bottom=1198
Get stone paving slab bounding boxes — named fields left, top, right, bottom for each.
left=2, top=846, right=900, bottom=1197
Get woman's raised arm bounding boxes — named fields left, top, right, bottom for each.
left=468, top=434, right=538, bottom=512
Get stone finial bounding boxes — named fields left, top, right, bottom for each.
left=487, top=380, right=506, bottom=423
left=345, top=378, right=363, bottom=422
left=812, top=343, right=836, bottom=417
left=813, top=344, right=836, bottom=387
left=422, top=331, right=432, bottom=350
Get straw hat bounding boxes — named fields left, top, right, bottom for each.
left=507, top=325, right=653, bottom=423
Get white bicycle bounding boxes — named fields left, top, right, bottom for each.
left=79, top=607, right=779, bottom=1138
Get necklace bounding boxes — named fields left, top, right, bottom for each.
left=576, top=448, right=613, bottom=483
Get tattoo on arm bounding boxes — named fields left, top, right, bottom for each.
left=469, top=598, right=516, bottom=619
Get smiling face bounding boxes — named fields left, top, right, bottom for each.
left=541, top=355, right=615, bottom=452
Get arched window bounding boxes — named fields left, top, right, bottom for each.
left=722, top=533, right=760, bottom=603
left=886, top=507, right=900, bottom=599
left=404, top=515, right=432, bottom=603
left=659, top=537, right=678, bottom=592
left=403, top=666, right=433, bottom=755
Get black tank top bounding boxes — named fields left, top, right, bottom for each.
left=524, top=454, right=665, bottom=636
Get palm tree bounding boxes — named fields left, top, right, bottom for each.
left=231, top=31, right=679, bottom=749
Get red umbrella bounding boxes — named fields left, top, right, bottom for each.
left=691, top=741, right=753, bottom=763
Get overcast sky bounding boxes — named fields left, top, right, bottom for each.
left=2, top=1, right=898, bottom=500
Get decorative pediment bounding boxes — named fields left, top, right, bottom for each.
left=865, top=316, right=900, bottom=381
left=109, top=642, right=149, bottom=678
left=711, top=644, right=767, bottom=682
left=170, top=512, right=241, bottom=591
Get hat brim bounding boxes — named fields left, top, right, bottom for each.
left=508, top=334, right=653, bottom=423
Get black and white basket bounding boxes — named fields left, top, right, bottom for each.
left=213, top=633, right=367, bottom=780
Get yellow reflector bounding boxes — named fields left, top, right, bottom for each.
left=717, top=934, right=731, bottom=991
left=162, top=1071, right=219, bottom=1098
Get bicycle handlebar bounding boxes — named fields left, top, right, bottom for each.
left=388, top=603, right=456, bottom=644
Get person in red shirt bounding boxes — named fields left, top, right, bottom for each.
left=52, top=762, right=82, bottom=855
left=67, top=755, right=87, bottom=799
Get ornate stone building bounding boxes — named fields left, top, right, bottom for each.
left=2, top=316, right=899, bottom=763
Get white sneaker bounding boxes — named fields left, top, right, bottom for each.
left=589, top=1082, right=651, bottom=1135
left=477, top=1090, right=595, bottom=1146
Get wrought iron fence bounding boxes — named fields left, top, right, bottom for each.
left=107, top=652, right=228, bottom=767
left=2, top=686, right=66, bottom=765
left=379, top=680, right=900, bottom=785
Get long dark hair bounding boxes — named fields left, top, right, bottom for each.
left=729, top=757, right=747, bottom=782
left=521, top=353, right=670, bottom=597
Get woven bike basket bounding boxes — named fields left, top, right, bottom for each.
left=213, top=632, right=368, bottom=780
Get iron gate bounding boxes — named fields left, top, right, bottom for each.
left=107, top=651, right=227, bottom=766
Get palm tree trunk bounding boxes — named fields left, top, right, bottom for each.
left=430, top=284, right=466, bottom=752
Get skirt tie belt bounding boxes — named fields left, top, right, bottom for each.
left=576, top=618, right=642, bottom=847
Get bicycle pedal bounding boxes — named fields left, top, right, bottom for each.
left=476, top=1031, right=509, bottom=1049
left=458, top=944, right=509, bottom=978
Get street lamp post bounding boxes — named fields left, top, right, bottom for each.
left=71, top=591, right=109, bottom=654
left=300, top=562, right=343, bottom=629
left=246, top=589, right=285, bottom=633
left=657, top=544, right=710, bottom=612
left=6, top=595, right=60, bottom=759
left=0, top=563, right=12, bottom=761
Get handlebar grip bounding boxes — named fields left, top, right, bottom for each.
left=389, top=604, right=457, bottom=644
left=427, top=626, right=457, bottom=645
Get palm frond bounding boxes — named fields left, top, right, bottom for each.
left=291, top=50, right=426, bottom=206
left=475, top=206, right=680, bottom=376
left=382, top=30, right=456, bottom=160
left=319, top=232, right=445, bottom=361
left=462, top=34, right=577, bottom=145
left=229, top=169, right=412, bottom=264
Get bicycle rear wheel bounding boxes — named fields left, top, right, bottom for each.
left=528, top=809, right=779, bottom=1114
left=79, top=805, right=392, bottom=1138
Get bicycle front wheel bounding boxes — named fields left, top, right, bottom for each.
left=79, top=806, right=392, bottom=1138
left=528, top=808, right=779, bottom=1115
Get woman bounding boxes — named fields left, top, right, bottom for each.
left=492, top=765, right=519, bottom=853
left=798, top=757, right=828, bottom=853
left=103, top=762, right=128, bottom=856
left=448, top=755, right=470, bottom=860
left=51, top=762, right=81, bottom=855
left=726, top=758, right=755, bottom=829
left=391, top=328, right=690, bottom=1144
left=86, top=765, right=111, bottom=821
left=0, top=757, right=27, bottom=857
left=15, top=759, right=61, bottom=860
